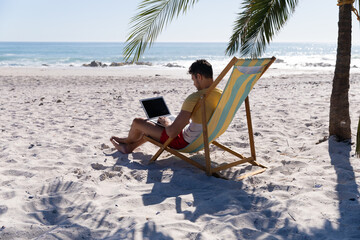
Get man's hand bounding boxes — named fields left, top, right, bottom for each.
left=165, top=110, right=191, bottom=138
left=157, top=116, right=172, bottom=127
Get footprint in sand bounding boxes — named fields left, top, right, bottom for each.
left=100, top=143, right=110, bottom=150
left=95, top=143, right=116, bottom=154
left=99, top=171, right=122, bottom=181
left=91, top=163, right=107, bottom=170
left=0, top=205, right=8, bottom=215
left=2, top=170, right=35, bottom=178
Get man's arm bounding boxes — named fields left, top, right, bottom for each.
left=164, top=110, right=191, bottom=138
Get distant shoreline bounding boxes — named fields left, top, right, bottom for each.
left=2, top=66, right=359, bottom=79
left=1, top=41, right=360, bottom=45
left=1, top=42, right=360, bottom=71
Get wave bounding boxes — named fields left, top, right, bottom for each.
left=1, top=42, right=360, bottom=70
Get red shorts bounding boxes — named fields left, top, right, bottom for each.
left=160, top=129, right=189, bottom=149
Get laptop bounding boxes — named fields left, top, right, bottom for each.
left=140, top=96, right=176, bottom=126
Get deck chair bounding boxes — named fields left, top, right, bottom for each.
left=144, top=56, right=276, bottom=179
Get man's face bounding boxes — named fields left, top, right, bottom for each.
left=191, top=73, right=201, bottom=90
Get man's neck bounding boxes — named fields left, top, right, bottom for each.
left=199, top=78, right=213, bottom=90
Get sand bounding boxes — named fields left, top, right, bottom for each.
left=0, top=66, right=359, bottom=239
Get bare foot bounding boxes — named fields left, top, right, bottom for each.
left=110, top=139, right=130, bottom=154
left=110, top=136, right=127, bottom=144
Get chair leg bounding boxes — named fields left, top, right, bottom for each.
left=249, top=160, right=267, bottom=169
left=200, top=95, right=212, bottom=176
left=204, top=144, right=212, bottom=176
left=149, top=148, right=163, bottom=163
left=143, top=135, right=209, bottom=171
left=245, top=97, right=256, bottom=161
left=145, top=136, right=172, bottom=163
left=238, top=168, right=267, bottom=180
left=211, top=140, right=267, bottom=179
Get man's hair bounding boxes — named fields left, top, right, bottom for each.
left=188, top=59, right=213, bottom=79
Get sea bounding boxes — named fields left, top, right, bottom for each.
left=1, top=42, right=360, bottom=71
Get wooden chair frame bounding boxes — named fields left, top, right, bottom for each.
left=143, top=57, right=276, bottom=179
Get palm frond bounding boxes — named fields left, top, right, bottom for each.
left=357, top=0, right=360, bottom=23
left=226, top=0, right=298, bottom=58
left=123, top=0, right=198, bottom=62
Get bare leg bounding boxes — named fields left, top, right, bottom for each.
left=111, top=118, right=164, bottom=153
left=125, top=118, right=163, bottom=143
left=110, top=137, right=147, bottom=154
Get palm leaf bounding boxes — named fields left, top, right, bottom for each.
left=357, top=0, right=360, bottom=24
left=226, top=0, right=298, bottom=58
left=123, top=0, right=198, bottom=62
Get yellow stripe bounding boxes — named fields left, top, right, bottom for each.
left=207, top=69, right=243, bottom=134
left=180, top=69, right=243, bottom=152
left=235, top=59, right=245, bottom=66
left=250, top=60, right=266, bottom=88
left=182, top=71, right=255, bottom=152
left=248, top=59, right=258, bottom=67
left=210, top=73, right=256, bottom=138
left=179, top=58, right=273, bottom=153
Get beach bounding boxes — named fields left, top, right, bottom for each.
left=0, top=65, right=359, bottom=239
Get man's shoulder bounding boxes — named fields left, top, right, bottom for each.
left=208, top=87, right=223, bottom=98
left=185, top=90, right=204, bottom=100
left=185, top=87, right=222, bottom=101
left=213, top=87, right=223, bottom=94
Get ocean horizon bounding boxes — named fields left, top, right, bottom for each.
left=1, top=41, right=360, bottom=71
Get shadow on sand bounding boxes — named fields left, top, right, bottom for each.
left=25, top=139, right=359, bottom=239
left=323, top=136, right=360, bottom=239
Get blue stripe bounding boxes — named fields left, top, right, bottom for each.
left=208, top=74, right=257, bottom=140
left=181, top=58, right=270, bottom=153
left=254, top=59, right=264, bottom=66
left=180, top=66, right=237, bottom=152
left=190, top=74, right=257, bottom=152
left=240, top=59, right=251, bottom=66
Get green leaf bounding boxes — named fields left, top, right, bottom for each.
left=226, top=0, right=298, bottom=58
left=123, top=0, right=198, bottom=62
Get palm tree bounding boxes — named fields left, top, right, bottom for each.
left=330, top=1, right=353, bottom=140
left=124, top=0, right=359, bottom=141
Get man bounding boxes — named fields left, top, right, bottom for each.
left=110, top=59, right=222, bottom=154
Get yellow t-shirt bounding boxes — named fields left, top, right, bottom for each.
left=181, top=87, right=222, bottom=143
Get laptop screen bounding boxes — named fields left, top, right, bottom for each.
left=140, top=97, right=171, bottom=119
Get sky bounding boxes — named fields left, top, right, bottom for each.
left=0, top=0, right=360, bottom=44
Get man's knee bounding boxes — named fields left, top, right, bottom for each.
left=132, top=117, right=147, bottom=128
